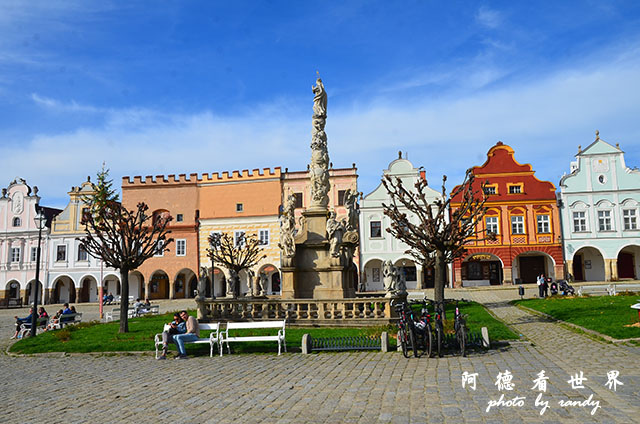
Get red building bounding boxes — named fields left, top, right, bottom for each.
left=451, top=142, right=563, bottom=286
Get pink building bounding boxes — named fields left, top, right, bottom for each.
left=0, top=178, right=60, bottom=306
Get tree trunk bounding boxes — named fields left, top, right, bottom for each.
left=433, top=250, right=447, bottom=312
left=119, top=268, right=130, bottom=333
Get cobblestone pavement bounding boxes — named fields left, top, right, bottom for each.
left=1, top=290, right=638, bottom=423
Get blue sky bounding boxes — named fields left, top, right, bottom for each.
left=1, top=0, right=640, bottom=208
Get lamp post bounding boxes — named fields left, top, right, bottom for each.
left=30, top=207, right=46, bottom=337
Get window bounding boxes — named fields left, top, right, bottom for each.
left=370, top=221, right=382, bottom=238
left=598, top=175, right=606, bottom=184
left=31, top=247, right=38, bottom=262
left=485, top=216, right=499, bottom=234
left=176, top=239, right=186, bottom=256
left=623, top=209, right=637, bottom=230
left=258, top=229, right=270, bottom=245
left=598, top=210, right=612, bottom=231
left=508, top=185, right=522, bottom=194
left=372, top=268, right=380, bottom=282
left=511, top=216, right=525, bottom=234
left=176, top=214, right=184, bottom=222
left=154, top=240, right=165, bottom=256
left=12, top=217, right=21, bottom=227
left=81, top=207, right=90, bottom=223
left=294, top=193, right=303, bottom=209
left=10, top=247, right=20, bottom=263
left=153, top=210, right=170, bottom=226
left=56, top=245, right=67, bottom=262
left=235, top=231, right=246, bottom=248
left=236, top=203, right=244, bottom=212
left=484, top=186, right=496, bottom=195
left=77, top=244, right=88, bottom=261
left=537, top=215, right=550, bottom=233
left=573, top=211, right=587, bottom=232
left=338, top=190, right=346, bottom=206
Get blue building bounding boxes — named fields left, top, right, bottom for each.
left=559, top=131, right=640, bottom=281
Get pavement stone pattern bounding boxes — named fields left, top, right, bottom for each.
left=1, top=289, right=638, bottom=423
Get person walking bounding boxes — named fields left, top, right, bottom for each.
left=173, top=310, right=200, bottom=359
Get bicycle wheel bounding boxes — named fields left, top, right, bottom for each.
left=425, top=324, right=433, bottom=358
left=398, top=325, right=410, bottom=358
left=408, top=324, right=418, bottom=358
left=458, top=325, right=467, bottom=357
left=436, top=320, right=443, bottom=358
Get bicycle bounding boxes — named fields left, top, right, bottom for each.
left=412, top=300, right=433, bottom=358
left=452, top=299, right=469, bottom=357
left=392, top=300, right=418, bottom=358
left=424, top=299, right=444, bottom=357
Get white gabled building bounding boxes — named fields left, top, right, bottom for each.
left=359, top=153, right=444, bottom=291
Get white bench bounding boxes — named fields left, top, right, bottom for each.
left=135, top=305, right=160, bottom=316
left=610, top=283, right=640, bottom=295
left=219, top=320, right=286, bottom=356
left=577, top=284, right=615, bottom=296
left=154, top=323, right=221, bottom=359
left=105, top=308, right=136, bottom=322
left=48, top=313, right=83, bottom=330
left=16, top=317, right=48, bottom=339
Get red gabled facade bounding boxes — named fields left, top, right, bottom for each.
left=450, top=142, right=564, bottom=286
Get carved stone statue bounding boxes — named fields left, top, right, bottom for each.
left=227, top=269, right=238, bottom=298
left=382, top=260, right=407, bottom=295
left=245, top=269, right=255, bottom=297
left=343, top=188, right=361, bottom=231
left=259, top=272, right=269, bottom=296
left=326, top=211, right=345, bottom=258
left=382, top=260, right=394, bottom=292
left=197, top=266, right=208, bottom=298
left=309, top=77, right=330, bottom=210
left=279, top=193, right=297, bottom=259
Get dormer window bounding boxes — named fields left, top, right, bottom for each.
left=12, top=217, right=21, bottom=227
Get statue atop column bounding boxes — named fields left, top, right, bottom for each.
left=309, top=77, right=330, bottom=211
left=278, top=193, right=297, bottom=262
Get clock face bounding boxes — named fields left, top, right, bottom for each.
left=11, top=192, right=24, bottom=214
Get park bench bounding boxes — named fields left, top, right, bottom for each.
left=609, top=283, right=640, bottom=295
left=154, top=322, right=221, bottom=359
left=0, top=298, right=23, bottom=309
left=112, top=295, right=134, bottom=305
left=577, top=284, right=615, bottom=296
left=218, top=320, right=287, bottom=356
left=16, top=317, right=48, bottom=339
left=50, top=313, right=83, bottom=330
left=105, top=308, right=136, bottom=321
left=135, top=305, right=160, bottom=316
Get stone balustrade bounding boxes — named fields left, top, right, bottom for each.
left=196, top=297, right=395, bottom=326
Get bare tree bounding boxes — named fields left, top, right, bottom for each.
left=382, top=169, right=490, bottom=303
left=79, top=167, right=173, bottom=333
left=207, top=232, right=266, bottom=298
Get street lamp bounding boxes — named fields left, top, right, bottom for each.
left=30, top=207, right=46, bottom=337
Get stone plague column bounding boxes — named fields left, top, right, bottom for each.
left=280, top=77, right=357, bottom=299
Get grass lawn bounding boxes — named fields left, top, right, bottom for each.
left=11, top=301, right=518, bottom=355
left=513, top=294, right=640, bottom=340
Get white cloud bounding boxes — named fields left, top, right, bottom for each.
left=3, top=49, right=640, bottom=209
left=476, top=6, right=503, bottom=29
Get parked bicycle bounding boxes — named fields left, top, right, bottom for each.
left=392, top=300, right=430, bottom=358
left=451, top=299, right=469, bottom=357
left=423, top=299, right=444, bottom=357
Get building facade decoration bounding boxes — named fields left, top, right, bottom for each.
left=451, top=142, right=564, bottom=286
left=559, top=131, right=640, bottom=281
